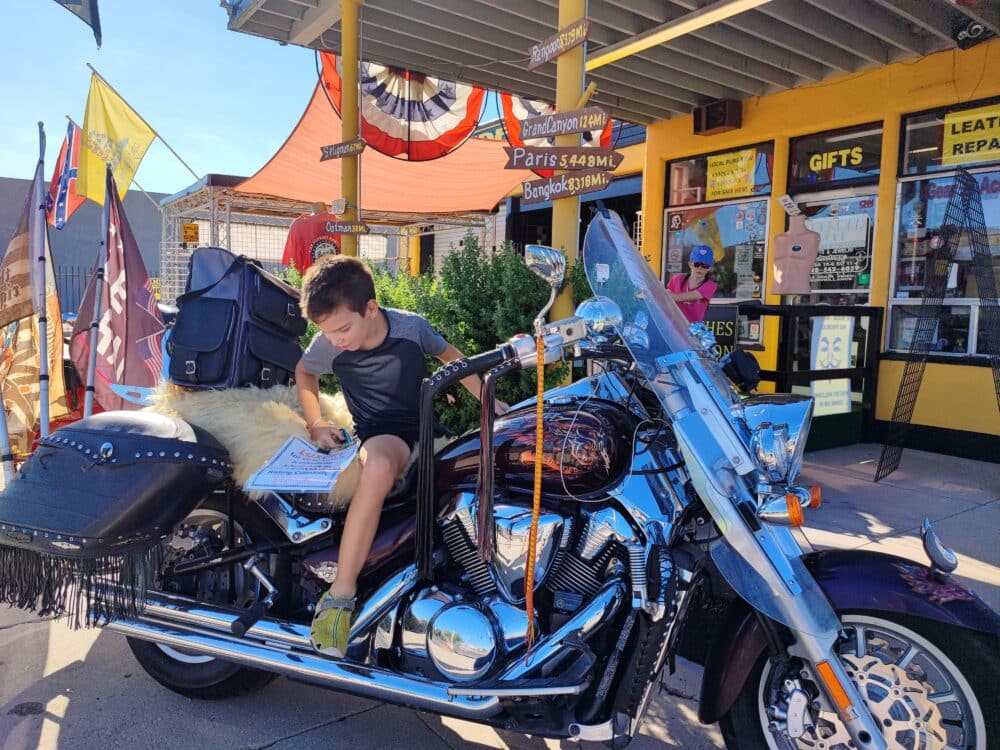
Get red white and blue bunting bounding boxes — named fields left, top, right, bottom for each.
left=320, top=52, right=485, bottom=161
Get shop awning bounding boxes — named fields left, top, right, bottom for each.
left=235, top=84, right=531, bottom=215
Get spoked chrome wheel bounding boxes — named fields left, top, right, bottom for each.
left=757, top=615, right=988, bottom=750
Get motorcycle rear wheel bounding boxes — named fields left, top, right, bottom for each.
left=720, top=612, right=998, bottom=750
left=126, top=497, right=280, bottom=700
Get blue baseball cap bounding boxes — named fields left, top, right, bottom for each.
left=689, top=245, right=714, bottom=266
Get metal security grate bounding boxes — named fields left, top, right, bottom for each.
left=876, top=170, right=997, bottom=481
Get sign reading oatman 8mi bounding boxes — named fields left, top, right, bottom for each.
left=521, top=169, right=613, bottom=205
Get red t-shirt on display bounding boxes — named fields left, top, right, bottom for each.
left=282, top=212, right=343, bottom=273
left=667, top=273, right=717, bottom=323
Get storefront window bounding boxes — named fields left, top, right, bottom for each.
left=664, top=199, right=767, bottom=301
left=889, top=169, right=1000, bottom=356
left=795, top=195, right=877, bottom=305
left=789, top=123, right=882, bottom=191
left=901, top=98, right=1000, bottom=176
left=668, top=143, right=773, bottom=206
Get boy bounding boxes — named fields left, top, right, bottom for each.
left=296, top=255, right=506, bottom=657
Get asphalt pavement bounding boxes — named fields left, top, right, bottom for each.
left=2, top=443, right=997, bottom=750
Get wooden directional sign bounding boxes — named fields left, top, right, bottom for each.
left=504, top=145, right=624, bottom=171
left=323, top=221, right=371, bottom=234
left=528, top=19, right=590, bottom=70
left=521, top=169, right=613, bottom=205
left=320, top=139, right=366, bottom=161
left=520, top=106, right=609, bottom=140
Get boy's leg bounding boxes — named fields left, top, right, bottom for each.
left=312, top=434, right=410, bottom=655
left=328, top=434, right=411, bottom=599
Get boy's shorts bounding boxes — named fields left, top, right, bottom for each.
left=356, top=422, right=418, bottom=452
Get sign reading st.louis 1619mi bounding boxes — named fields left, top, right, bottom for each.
left=520, top=106, right=609, bottom=140
left=528, top=19, right=590, bottom=70
left=504, top=146, right=624, bottom=171
left=521, top=169, right=613, bottom=205
left=320, top=139, right=366, bottom=161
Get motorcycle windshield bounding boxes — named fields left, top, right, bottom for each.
left=581, top=210, right=735, bottom=404
left=582, top=211, right=838, bottom=638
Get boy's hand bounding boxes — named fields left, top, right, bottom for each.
left=495, top=400, right=510, bottom=416
left=309, top=423, right=346, bottom=450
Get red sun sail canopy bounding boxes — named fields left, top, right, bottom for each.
left=236, top=84, right=530, bottom=215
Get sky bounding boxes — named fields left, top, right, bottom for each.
left=1, top=1, right=500, bottom=197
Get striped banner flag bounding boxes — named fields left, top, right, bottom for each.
left=46, top=121, right=86, bottom=229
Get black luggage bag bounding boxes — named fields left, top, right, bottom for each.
left=167, top=247, right=307, bottom=390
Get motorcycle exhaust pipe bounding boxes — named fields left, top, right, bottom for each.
left=104, top=614, right=502, bottom=720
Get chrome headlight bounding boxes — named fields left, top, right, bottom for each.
left=742, top=395, right=814, bottom=483
left=575, top=295, right=623, bottom=336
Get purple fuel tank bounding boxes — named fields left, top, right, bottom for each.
left=435, top=399, right=635, bottom=499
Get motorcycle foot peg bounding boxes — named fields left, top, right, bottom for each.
left=231, top=600, right=269, bottom=637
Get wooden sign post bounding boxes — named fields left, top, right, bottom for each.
left=520, top=106, right=609, bottom=139
left=323, top=221, right=371, bottom=234
left=504, top=145, right=624, bottom=171
left=528, top=19, right=591, bottom=70
left=320, top=139, right=367, bottom=161
left=521, top=169, right=613, bottom=205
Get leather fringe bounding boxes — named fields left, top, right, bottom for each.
left=0, top=544, right=160, bottom=629
left=415, top=378, right=437, bottom=580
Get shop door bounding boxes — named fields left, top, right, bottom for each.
left=790, top=188, right=879, bottom=448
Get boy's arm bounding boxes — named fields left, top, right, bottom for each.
left=295, top=360, right=343, bottom=449
left=436, top=342, right=509, bottom=415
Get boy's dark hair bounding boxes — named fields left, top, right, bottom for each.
left=300, top=255, right=375, bottom=319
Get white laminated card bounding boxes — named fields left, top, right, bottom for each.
left=245, top=435, right=358, bottom=494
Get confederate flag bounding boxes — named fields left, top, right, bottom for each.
left=70, top=167, right=164, bottom=411
left=46, top=121, right=86, bottom=229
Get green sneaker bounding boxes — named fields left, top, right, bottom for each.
left=310, top=592, right=355, bottom=657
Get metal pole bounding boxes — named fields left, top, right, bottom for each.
left=340, top=0, right=362, bottom=257
left=33, top=123, right=51, bottom=437
left=84, top=165, right=112, bottom=417
left=0, top=371, right=13, bottom=483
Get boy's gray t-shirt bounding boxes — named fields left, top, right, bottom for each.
left=300, top=307, right=447, bottom=440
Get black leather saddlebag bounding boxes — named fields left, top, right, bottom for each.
left=0, top=411, right=231, bottom=625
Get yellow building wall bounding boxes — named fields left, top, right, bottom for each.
left=641, top=40, right=1000, bottom=435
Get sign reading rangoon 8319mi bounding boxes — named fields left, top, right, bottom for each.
left=527, top=19, right=590, bottom=70
left=521, top=169, right=612, bottom=205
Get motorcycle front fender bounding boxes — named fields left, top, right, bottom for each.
left=697, top=548, right=1000, bottom=725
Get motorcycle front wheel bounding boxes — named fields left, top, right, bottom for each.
left=720, top=612, right=998, bottom=750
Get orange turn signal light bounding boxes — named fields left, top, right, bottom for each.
left=809, top=485, right=822, bottom=509
left=784, top=494, right=804, bottom=527
left=816, top=660, right=854, bottom=719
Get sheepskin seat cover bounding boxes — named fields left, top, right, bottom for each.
left=146, top=384, right=365, bottom=509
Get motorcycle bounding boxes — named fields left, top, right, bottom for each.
left=1, top=209, right=996, bottom=749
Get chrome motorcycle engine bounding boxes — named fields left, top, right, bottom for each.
left=394, top=493, right=638, bottom=682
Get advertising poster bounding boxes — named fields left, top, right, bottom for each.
left=706, top=148, right=756, bottom=201
left=810, top=315, right=854, bottom=416
left=942, top=103, right=1000, bottom=167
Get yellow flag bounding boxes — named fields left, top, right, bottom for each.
left=77, top=74, right=156, bottom=205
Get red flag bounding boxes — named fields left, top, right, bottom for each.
left=70, top=168, right=164, bottom=411
left=46, top=121, right=86, bottom=229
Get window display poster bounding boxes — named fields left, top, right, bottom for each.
left=941, top=103, right=1000, bottom=167
left=706, top=148, right=757, bottom=201
left=805, top=214, right=871, bottom=289
left=810, top=315, right=854, bottom=416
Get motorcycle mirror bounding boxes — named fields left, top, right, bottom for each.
left=524, top=245, right=566, bottom=291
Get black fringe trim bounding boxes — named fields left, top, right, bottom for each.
left=0, top=544, right=160, bottom=629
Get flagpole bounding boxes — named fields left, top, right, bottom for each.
left=66, top=115, right=162, bottom=213
left=85, top=64, right=201, bottom=183
left=34, top=123, right=51, bottom=438
left=0, top=361, right=13, bottom=483
left=83, top=164, right=112, bottom=417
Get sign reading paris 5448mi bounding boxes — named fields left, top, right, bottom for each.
left=942, top=104, right=1000, bottom=166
